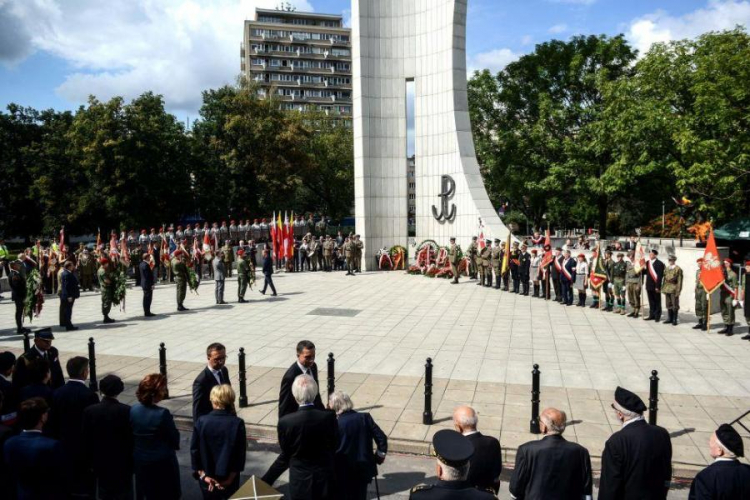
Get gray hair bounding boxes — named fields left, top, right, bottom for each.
left=716, top=435, right=738, bottom=459
left=454, top=407, right=478, bottom=429
left=613, top=402, right=640, bottom=421
left=329, top=391, right=354, bottom=415
left=437, top=458, right=470, bottom=481
left=540, top=411, right=566, bottom=434
left=291, top=375, right=318, bottom=405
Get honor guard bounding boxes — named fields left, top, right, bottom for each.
left=467, top=236, right=478, bottom=279
left=719, top=258, right=738, bottom=336
left=612, top=253, right=628, bottom=315
left=478, top=241, right=491, bottom=287
left=175, top=225, right=184, bottom=242
left=222, top=241, right=234, bottom=278
left=97, top=257, right=117, bottom=323
left=229, top=220, right=238, bottom=242
left=171, top=250, right=189, bottom=311
left=552, top=248, right=563, bottom=301
left=625, top=251, right=642, bottom=318
left=251, top=219, right=262, bottom=242
left=236, top=250, right=250, bottom=303
left=238, top=220, right=248, bottom=242
left=354, top=235, right=363, bottom=272
left=661, top=255, right=683, bottom=325
left=344, top=237, right=354, bottom=275
left=602, top=249, right=615, bottom=311
left=184, top=223, right=194, bottom=245
left=490, top=240, right=502, bottom=289
left=138, top=229, right=149, bottom=251
left=693, top=258, right=708, bottom=331
left=448, top=237, right=460, bottom=284
left=509, top=242, right=521, bottom=293
left=323, top=236, right=334, bottom=271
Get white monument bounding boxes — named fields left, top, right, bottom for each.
left=353, top=0, right=511, bottom=268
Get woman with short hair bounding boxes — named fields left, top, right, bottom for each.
left=575, top=254, right=589, bottom=307
left=190, top=384, right=247, bottom=499
left=130, top=373, right=181, bottom=500
left=330, top=391, right=388, bottom=500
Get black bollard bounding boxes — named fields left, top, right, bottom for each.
left=88, top=337, right=98, bottom=392
left=159, top=342, right=169, bottom=399
left=530, top=364, right=541, bottom=434
left=649, top=370, right=659, bottom=425
left=23, top=330, right=30, bottom=352
left=238, top=348, right=248, bottom=408
left=327, top=353, right=335, bottom=401
left=423, top=358, right=433, bottom=425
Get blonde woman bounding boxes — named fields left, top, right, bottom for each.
left=190, top=384, right=246, bottom=499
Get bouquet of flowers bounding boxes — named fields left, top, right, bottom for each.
left=112, top=271, right=128, bottom=306
left=24, top=269, right=44, bottom=322
left=188, top=267, right=200, bottom=294
left=390, top=245, right=407, bottom=270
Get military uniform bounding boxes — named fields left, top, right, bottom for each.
left=323, top=238, right=334, bottom=271
left=97, top=263, right=116, bottom=323
left=79, top=253, right=96, bottom=291
left=719, top=263, right=739, bottom=335
left=172, top=253, right=189, bottom=311
left=229, top=221, right=238, bottom=242
left=661, top=258, right=683, bottom=325
left=222, top=244, right=234, bottom=277
left=693, top=262, right=708, bottom=331
left=309, top=238, right=319, bottom=271
left=467, top=238, right=479, bottom=279
left=448, top=239, right=460, bottom=284
left=509, top=245, right=521, bottom=293
left=603, top=255, right=615, bottom=311
left=625, top=260, right=642, bottom=317
left=518, top=247, right=531, bottom=295
left=354, top=236, right=363, bottom=272
left=612, top=257, right=628, bottom=315
left=490, top=241, right=502, bottom=290
left=236, top=254, right=250, bottom=302
left=479, top=244, right=491, bottom=287
left=344, top=239, right=354, bottom=275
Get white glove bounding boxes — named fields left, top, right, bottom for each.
left=734, top=300, right=741, bottom=308
left=608, top=283, right=614, bottom=290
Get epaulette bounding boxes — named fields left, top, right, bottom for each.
left=410, top=483, right=433, bottom=493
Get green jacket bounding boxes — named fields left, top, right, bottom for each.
left=171, top=258, right=189, bottom=282
left=97, top=267, right=116, bottom=296
left=612, top=261, right=627, bottom=281
left=237, top=258, right=250, bottom=280
left=448, top=244, right=461, bottom=266
left=721, top=270, right=739, bottom=298
left=661, top=265, right=683, bottom=295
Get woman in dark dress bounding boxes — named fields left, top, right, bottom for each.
left=19, top=359, right=53, bottom=406
left=130, top=373, right=181, bottom=500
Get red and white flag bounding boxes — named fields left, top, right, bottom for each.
left=700, top=227, right=725, bottom=294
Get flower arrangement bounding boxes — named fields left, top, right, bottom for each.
left=24, top=269, right=44, bottom=322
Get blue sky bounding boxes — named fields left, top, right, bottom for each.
left=1, top=0, right=749, bottom=121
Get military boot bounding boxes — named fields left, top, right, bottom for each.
left=663, top=311, right=673, bottom=324
left=692, top=319, right=704, bottom=330
left=725, top=325, right=735, bottom=336
left=672, top=311, right=678, bottom=326
left=718, top=325, right=729, bottom=334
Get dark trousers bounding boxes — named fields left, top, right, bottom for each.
left=15, top=299, right=24, bottom=331
left=552, top=277, right=561, bottom=300
left=98, top=477, right=134, bottom=500
left=262, top=452, right=288, bottom=486
left=521, top=276, right=530, bottom=295
left=61, top=298, right=74, bottom=327
left=561, top=281, right=573, bottom=305
left=647, top=289, right=662, bottom=319
left=142, top=289, right=153, bottom=315
left=262, top=275, right=277, bottom=295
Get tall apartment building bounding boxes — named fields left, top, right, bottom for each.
left=241, top=8, right=352, bottom=116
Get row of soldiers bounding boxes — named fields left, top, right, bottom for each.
left=294, top=233, right=363, bottom=275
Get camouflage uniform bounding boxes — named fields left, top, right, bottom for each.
left=448, top=240, right=460, bottom=284
left=693, top=266, right=707, bottom=331
left=625, top=260, right=641, bottom=317
left=719, top=268, right=738, bottom=335
left=97, top=266, right=116, bottom=321
left=661, top=261, right=683, bottom=325
left=612, top=257, right=628, bottom=315
left=479, top=244, right=492, bottom=287
left=172, top=256, right=189, bottom=310
left=237, top=255, right=250, bottom=301
left=490, top=241, right=502, bottom=290
left=467, top=238, right=479, bottom=279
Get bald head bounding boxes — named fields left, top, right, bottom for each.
left=453, top=406, right=478, bottom=434
left=540, top=408, right=567, bottom=435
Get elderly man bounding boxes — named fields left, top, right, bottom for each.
left=278, top=375, right=338, bottom=500
left=453, top=406, right=501, bottom=494
left=509, top=408, right=592, bottom=499
left=689, top=423, right=750, bottom=499
left=599, top=386, right=672, bottom=500
left=409, top=429, right=496, bottom=499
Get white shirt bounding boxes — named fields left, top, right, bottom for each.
left=208, top=366, right=223, bottom=385
left=297, top=361, right=311, bottom=376
left=462, top=430, right=479, bottom=437
left=622, top=415, right=645, bottom=428
left=68, top=379, right=86, bottom=385
left=714, top=457, right=737, bottom=463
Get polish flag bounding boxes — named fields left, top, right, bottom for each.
left=700, top=227, right=725, bottom=294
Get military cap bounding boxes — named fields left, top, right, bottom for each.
left=450, top=237, right=456, bottom=241
left=578, top=253, right=586, bottom=259
left=605, top=249, right=612, bottom=255
left=650, top=249, right=659, bottom=256
left=724, top=258, right=733, bottom=265
left=237, top=249, right=245, bottom=257
left=494, top=238, right=500, bottom=243
left=614, top=386, right=647, bottom=414
left=531, top=249, right=538, bottom=254
left=100, top=374, right=125, bottom=397
left=745, top=260, right=750, bottom=266
left=696, top=257, right=704, bottom=263
left=173, top=249, right=183, bottom=257
left=432, top=429, right=474, bottom=468
left=98, top=257, right=110, bottom=265
left=716, top=423, right=744, bottom=457
left=35, top=328, right=55, bottom=340
left=485, top=239, right=491, bottom=243
left=668, top=255, right=676, bottom=261
left=472, top=236, right=477, bottom=240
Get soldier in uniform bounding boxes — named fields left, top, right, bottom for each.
left=477, top=241, right=491, bottom=287
left=354, top=234, right=364, bottom=272
left=218, top=221, right=229, bottom=244
left=490, top=239, right=502, bottom=289
left=12, top=328, right=65, bottom=391
left=78, top=249, right=96, bottom=291
left=662, top=255, right=683, bottom=326
left=309, top=236, right=319, bottom=271
left=552, top=248, right=563, bottom=301
left=689, top=423, right=750, bottom=499
left=409, top=429, right=496, bottom=499
left=138, top=229, right=149, bottom=252
left=467, top=236, right=479, bottom=280
left=344, top=237, right=354, bottom=276
left=236, top=249, right=250, bottom=303
left=257, top=219, right=267, bottom=242
left=229, top=220, right=238, bottom=243
left=625, top=251, right=642, bottom=318
left=519, top=243, right=531, bottom=296
left=693, top=258, right=708, bottom=331
left=194, top=223, right=205, bottom=246
left=719, top=258, right=738, bottom=336
left=509, top=242, right=521, bottom=293
left=184, top=223, right=194, bottom=246
left=612, top=253, right=628, bottom=315
left=238, top=220, right=248, bottom=242
left=97, top=257, right=117, bottom=323
left=175, top=225, right=184, bottom=243
left=323, top=236, right=334, bottom=272
left=222, top=240, right=234, bottom=278
left=448, top=237, right=461, bottom=284
left=172, top=249, right=189, bottom=311
left=599, top=386, right=672, bottom=500
left=602, top=249, right=615, bottom=311
left=316, top=216, right=327, bottom=236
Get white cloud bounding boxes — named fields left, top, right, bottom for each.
left=3, top=0, right=315, bottom=116
left=627, top=0, right=750, bottom=56
left=548, top=23, right=568, bottom=34
left=468, top=48, right=521, bottom=74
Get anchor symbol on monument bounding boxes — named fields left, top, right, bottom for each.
left=432, top=175, right=457, bottom=223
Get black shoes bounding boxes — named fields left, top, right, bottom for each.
left=145, top=312, right=156, bottom=317
left=66, top=325, right=79, bottom=331
left=238, top=298, right=248, bottom=303
left=177, top=305, right=188, bottom=311
left=103, top=317, right=115, bottom=324
left=692, top=320, right=703, bottom=330
left=725, top=325, right=735, bottom=337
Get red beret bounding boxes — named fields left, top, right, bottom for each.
left=237, top=249, right=245, bottom=257
left=724, top=258, right=733, bottom=265
left=578, top=253, right=585, bottom=259
left=99, top=257, right=109, bottom=265
left=173, top=250, right=183, bottom=257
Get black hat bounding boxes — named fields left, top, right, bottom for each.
left=614, top=386, right=647, bottom=414
left=494, top=238, right=500, bottom=243
left=99, top=374, right=125, bottom=397
left=650, top=249, right=659, bottom=256
left=668, top=255, right=676, bottom=261
left=450, top=237, right=456, bottom=241
left=472, top=236, right=477, bottom=240
left=432, top=429, right=474, bottom=468
left=34, top=328, right=55, bottom=341
left=716, top=423, right=744, bottom=457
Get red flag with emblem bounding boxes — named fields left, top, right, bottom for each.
left=589, top=243, right=607, bottom=290
left=700, top=227, right=725, bottom=294
left=540, top=229, right=554, bottom=268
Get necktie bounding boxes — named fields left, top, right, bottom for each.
left=216, top=371, right=223, bottom=384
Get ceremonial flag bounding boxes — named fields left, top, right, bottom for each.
left=148, top=242, right=155, bottom=269
left=110, top=232, right=117, bottom=252
left=59, top=227, right=65, bottom=254
left=276, top=212, right=283, bottom=260
left=589, top=243, right=608, bottom=290
left=168, top=238, right=177, bottom=257
left=700, top=227, right=725, bottom=294
left=633, top=241, right=646, bottom=273
left=202, top=231, right=211, bottom=253
left=287, top=211, right=294, bottom=259
left=500, top=233, right=511, bottom=275
left=283, top=211, right=290, bottom=258
left=540, top=229, right=554, bottom=268
left=270, top=211, right=277, bottom=260
left=96, top=228, right=101, bottom=251
left=120, top=235, right=130, bottom=263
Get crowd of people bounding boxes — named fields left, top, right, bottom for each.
left=450, top=232, right=750, bottom=338
left=1, top=337, right=749, bottom=499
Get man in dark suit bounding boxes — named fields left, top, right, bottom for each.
left=139, top=254, right=156, bottom=316
left=192, top=342, right=230, bottom=421
left=560, top=250, right=576, bottom=306
left=0, top=352, right=18, bottom=426
left=83, top=375, right=134, bottom=500
left=643, top=249, right=665, bottom=321
left=9, top=259, right=30, bottom=334
left=453, top=406, right=502, bottom=494
left=46, top=356, right=100, bottom=498
left=260, top=248, right=278, bottom=296
left=509, top=407, right=592, bottom=499
left=262, top=340, right=325, bottom=486
left=599, top=386, right=672, bottom=500
left=278, top=374, right=338, bottom=500
left=689, top=423, right=750, bottom=499
left=4, top=397, right=66, bottom=499
left=60, top=260, right=81, bottom=331
left=13, top=328, right=65, bottom=391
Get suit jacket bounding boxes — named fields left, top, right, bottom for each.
left=60, top=269, right=80, bottom=300
left=20, top=383, right=53, bottom=406
left=0, top=376, right=19, bottom=422
left=561, top=258, right=576, bottom=284
left=599, top=419, right=672, bottom=500
left=130, top=402, right=180, bottom=464
left=688, top=459, right=750, bottom=500
left=13, top=347, right=65, bottom=391
left=139, top=260, right=154, bottom=290
left=509, top=434, right=592, bottom=500
left=409, top=480, right=497, bottom=499
left=213, top=258, right=226, bottom=281
left=643, top=259, right=665, bottom=292
left=190, top=409, right=246, bottom=479
left=335, top=410, right=387, bottom=480
left=278, top=362, right=324, bottom=419
left=263, top=256, right=274, bottom=276
left=466, top=432, right=503, bottom=493
left=47, top=381, right=100, bottom=465
left=82, top=397, right=133, bottom=488
left=192, top=366, right=231, bottom=422
left=278, top=406, right=338, bottom=499
left=10, top=269, right=26, bottom=302
left=4, top=431, right=67, bottom=499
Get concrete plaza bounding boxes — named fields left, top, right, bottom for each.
left=1, top=270, right=749, bottom=476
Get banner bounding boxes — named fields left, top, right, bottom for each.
left=700, top=227, right=725, bottom=294
left=589, top=243, right=608, bottom=290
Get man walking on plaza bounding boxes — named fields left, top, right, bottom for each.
left=171, top=249, right=189, bottom=311
left=662, top=255, right=683, bottom=325
left=97, top=256, right=117, bottom=323
left=599, top=386, right=672, bottom=500
left=626, top=250, right=642, bottom=317
left=140, top=253, right=156, bottom=317
left=60, top=260, right=80, bottom=331
left=689, top=423, right=750, bottom=499
left=260, top=248, right=277, bottom=296
left=719, top=258, right=738, bottom=335
left=448, top=237, right=460, bottom=284
left=236, top=249, right=250, bottom=303
left=643, top=249, right=665, bottom=321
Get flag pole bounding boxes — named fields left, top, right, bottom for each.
left=707, top=292, right=711, bottom=332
